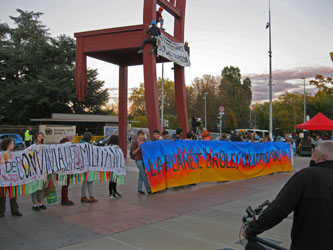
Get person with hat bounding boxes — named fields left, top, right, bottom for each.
left=156, top=6, right=164, bottom=30
left=137, top=20, right=161, bottom=55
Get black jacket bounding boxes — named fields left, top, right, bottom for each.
left=246, top=160, right=333, bottom=250
left=146, top=25, right=161, bottom=37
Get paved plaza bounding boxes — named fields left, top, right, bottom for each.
left=0, top=156, right=309, bottom=250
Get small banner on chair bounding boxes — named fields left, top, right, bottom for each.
left=141, top=141, right=293, bottom=193
left=157, top=33, right=190, bottom=67
left=0, top=143, right=126, bottom=187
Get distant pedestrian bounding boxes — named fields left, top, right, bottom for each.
left=0, top=138, right=22, bottom=217
left=80, top=132, right=98, bottom=203
left=173, top=128, right=183, bottom=140
left=264, top=135, right=272, bottom=142
left=160, top=130, right=169, bottom=140
left=185, top=132, right=193, bottom=140
left=108, top=135, right=124, bottom=199
left=130, top=130, right=151, bottom=195
left=24, top=126, right=33, bottom=148
left=202, top=128, right=211, bottom=140
left=152, top=130, right=160, bottom=141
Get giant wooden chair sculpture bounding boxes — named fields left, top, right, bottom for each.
left=75, top=0, right=189, bottom=155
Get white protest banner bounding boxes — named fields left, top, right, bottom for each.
left=0, top=143, right=125, bottom=187
left=157, top=33, right=190, bottom=67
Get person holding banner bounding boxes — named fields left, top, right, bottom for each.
left=30, top=132, right=48, bottom=211
left=80, top=132, right=99, bottom=203
left=137, top=20, right=161, bottom=55
left=0, top=138, right=22, bottom=217
left=59, top=133, right=75, bottom=206
left=152, top=130, right=161, bottom=141
left=130, top=130, right=151, bottom=195
left=108, top=135, right=124, bottom=199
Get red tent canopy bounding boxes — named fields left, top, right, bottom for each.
left=295, top=112, right=333, bottom=130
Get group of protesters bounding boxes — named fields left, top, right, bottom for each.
left=0, top=130, right=124, bottom=218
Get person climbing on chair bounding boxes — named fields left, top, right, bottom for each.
left=137, top=20, right=161, bottom=55
left=156, top=6, right=165, bottom=30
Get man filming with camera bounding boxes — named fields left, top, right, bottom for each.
left=191, top=115, right=201, bottom=140
left=243, top=141, right=333, bottom=250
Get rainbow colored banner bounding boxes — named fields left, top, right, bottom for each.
left=141, top=140, right=293, bottom=193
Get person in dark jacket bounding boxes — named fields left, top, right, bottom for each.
left=243, top=141, right=333, bottom=250
left=137, top=20, right=161, bottom=55
left=108, top=135, right=123, bottom=199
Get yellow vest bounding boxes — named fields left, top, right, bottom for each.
left=24, top=130, right=33, bottom=141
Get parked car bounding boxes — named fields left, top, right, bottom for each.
left=94, top=136, right=111, bottom=146
left=94, top=135, right=131, bottom=146
left=0, top=133, right=25, bottom=150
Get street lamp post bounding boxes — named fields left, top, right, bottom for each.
left=302, top=77, right=306, bottom=123
left=267, top=0, right=273, bottom=139
left=204, top=92, right=208, bottom=128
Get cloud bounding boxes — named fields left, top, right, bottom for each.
left=245, top=66, right=333, bottom=103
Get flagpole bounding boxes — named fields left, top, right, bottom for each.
left=268, top=0, right=273, bottom=139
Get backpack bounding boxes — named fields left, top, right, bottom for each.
left=130, top=141, right=138, bottom=160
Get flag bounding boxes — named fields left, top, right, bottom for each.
left=330, top=52, right=333, bottom=62
left=266, top=22, right=270, bottom=29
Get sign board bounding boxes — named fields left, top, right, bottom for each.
left=157, top=34, right=190, bottom=67
left=39, top=125, right=76, bottom=144
left=104, top=126, right=118, bottom=136
left=219, top=106, right=224, bottom=115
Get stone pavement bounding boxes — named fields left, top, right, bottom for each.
left=0, top=156, right=310, bottom=250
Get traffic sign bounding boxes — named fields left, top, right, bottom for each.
left=219, top=106, right=224, bottom=113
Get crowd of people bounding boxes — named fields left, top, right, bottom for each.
left=0, top=131, right=123, bottom=217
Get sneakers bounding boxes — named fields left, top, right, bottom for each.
left=88, top=197, right=98, bottom=203
left=61, top=200, right=75, bottom=206
left=109, top=194, right=118, bottom=199
left=32, top=205, right=40, bottom=211
left=12, top=211, right=22, bottom=216
left=115, top=192, right=122, bottom=198
left=138, top=190, right=145, bottom=195
left=39, top=204, right=47, bottom=210
left=81, top=196, right=89, bottom=203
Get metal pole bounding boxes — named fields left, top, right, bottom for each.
left=219, top=116, right=222, bottom=139
left=161, top=63, right=164, bottom=130
left=204, top=92, right=207, bottom=128
left=302, top=77, right=306, bottom=123
left=268, top=0, right=273, bottom=139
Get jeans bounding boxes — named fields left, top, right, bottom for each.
left=31, top=190, right=44, bottom=204
left=81, top=181, right=94, bottom=198
left=136, top=160, right=151, bottom=192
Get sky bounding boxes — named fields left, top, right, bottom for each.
left=1, top=0, right=332, bottom=103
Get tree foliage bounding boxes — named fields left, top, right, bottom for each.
left=252, top=79, right=333, bottom=135
left=0, top=9, right=109, bottom=124
left=129, top=66, right=252, bottom=132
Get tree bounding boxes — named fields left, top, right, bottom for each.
left=219, top=66, right=252, bottom=129
left=129, top=78, right=178, bottom=129
left=0, top=9, right=109, bottom=124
